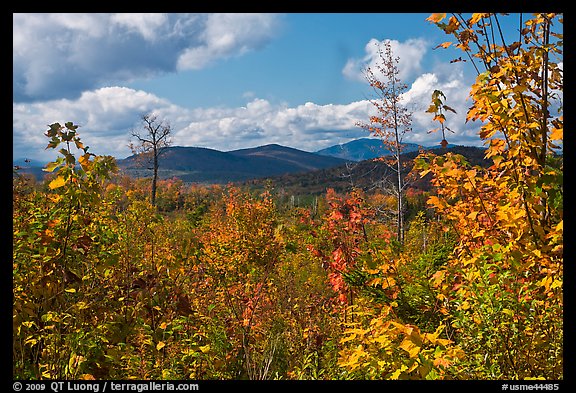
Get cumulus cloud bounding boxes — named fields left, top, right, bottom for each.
left=13, top=87, right=373, bottom=162
left=173, top=99, right=373, bottom=152
left=110, top=13, right=169, bottom=41
left=345, top=37, right=479, bottom=148
left=13, top=58, right=479, bottom=163
left=13, top=87, right=179, bottom=161
left=176, top=13, right=279, bottom=70
left=399, top=64, right=479, bottom=146
left=343, top=38, right=429, bottom=83
left=13, top=13, right=280, bottom=102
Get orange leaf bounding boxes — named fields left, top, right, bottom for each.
left=549, top=127, right=563, bottom=141
left=434, top=41, right=452, bottom=50
left=427, top=13, right=447, bottom=23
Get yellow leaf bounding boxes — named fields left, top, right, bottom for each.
left=156, top=341, right=166, bottom=351
left=427, top=13, right=447, bottom=23
left=199, top=344, right=211, bottom=353
left=390, top=365, right=408, bottom=379
left=549, top=127, right=563, bottom=141
left=399, top=338, right=421, bottom=358
left=49, top=176, right=66, bottom=189
left=340, top=333, right=357, bottom=344
left=159, top=322, right=168, bottom=330
left=550, top=280, right=562, bottom=290
left=76, top=302, right=88, bottom=310
left=541, top=276, right=553, bottom=291
left=78, top=154, right=90, bottom=168
left=467, top=211, right=479, bottom=220
left=435, top=338, right=453, bottom=346
left=469, top=13, right=487, bottom=25
left=65, top=288, right=76, bottom=293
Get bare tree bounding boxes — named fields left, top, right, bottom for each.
left=130, top=113, right=172, bottom=207
left=357, top=40, right=412, bottom=244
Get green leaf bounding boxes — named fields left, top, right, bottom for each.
left=46, top=136, right=61, bottom=149
left=65, top=154, right=76, bottom=165
left=43, top=160, right=61, bottom=173
left=47, top=123, right=61, bottom=137
left=65, top=122, right=78, bottom=130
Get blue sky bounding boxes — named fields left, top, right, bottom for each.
left=13, top=13, right=560, bottom=162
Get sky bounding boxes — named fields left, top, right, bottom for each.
left=12, top=13, right=562, bottom=162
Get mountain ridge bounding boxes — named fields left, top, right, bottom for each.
left=14, top=139, right=476, bottom=184
left=316, top=138, right=457, bottom=161
left=117, top=144, right=349, bottom=183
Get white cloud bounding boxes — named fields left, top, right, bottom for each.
left=13, top=87, right=179, bottom=161
left=13, top=87, right=373, bottom=161
left=13, top=58, right=480, bottom=164
left=343, top=38, right=429, bottom=83
left=399, top=64, right=479, bottom=146
left=176, top=13, right=279, bottom=70
left=13, top=13, right=280, bottom=102
left=110, top=13, right=169, bottom=41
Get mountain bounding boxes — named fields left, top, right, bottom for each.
left=118, top=144, right=349, bottom=183
left=316, top=138, right=454, bottom=161
left=13, top=158, right=48, bottom=181
left=230, top=144, right=348, bottom=172
left=243, top=145, right=490, bottom=196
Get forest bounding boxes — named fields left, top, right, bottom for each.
left=13, top=13, right=562, bottom=381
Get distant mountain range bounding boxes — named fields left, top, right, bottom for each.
left=245, top=145, right=490, bottom=196
left=13, top=138, right=468, bottom=184
left=316, top=138, right=455, bottom=161
left=117, top=144, right=349, bottom=183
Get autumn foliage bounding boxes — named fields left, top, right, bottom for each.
left=13, top=13, right=561, bottom=381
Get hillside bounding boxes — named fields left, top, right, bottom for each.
left=118, top=144, right=349, bottom=183
left=316, top=138, right=423, bottom=161
left=243, top=145, right=490, bottom=195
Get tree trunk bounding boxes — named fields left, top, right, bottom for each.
left=396, top=148, right=403, bottom=244
left=151, top=148, right=158, bottom=207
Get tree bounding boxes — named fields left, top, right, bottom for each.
left=130, top=113, right=172, bottom=207
left=358, top=40, right=412, bottom=244
left=417, top=12, right=563, bottom=378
